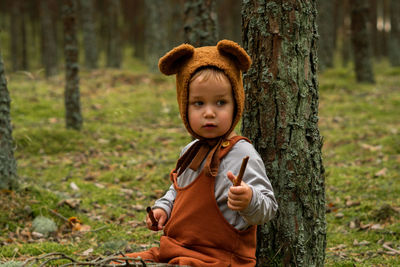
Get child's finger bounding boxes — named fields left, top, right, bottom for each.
left=226, top=171, right=235, bottom=183
left=157, top=215, right=167, bottom=230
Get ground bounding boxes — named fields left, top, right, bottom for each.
left=0, top=61, right=399, bottom=266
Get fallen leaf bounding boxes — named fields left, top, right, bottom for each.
left=94, top=183, right=105, bottom=189
left=370, top=223, right=383, bottom=230
left=335, top=212, right=344, bottom=219
left=48, top=118, right=58, bottom=124
left=131, top=204, right=145, bottom=211
left=81, top=248, right=94, bottom=256
left=360, top=143, right=382, bottom=152
left=374, top=168, right=387, bottom=177
left=58, top=199, right=81, bottom=209
left=329, top=244, right=347, bottom=250
left=70, top=182, right=80, bottom=191
left=353, top=239, right=370, bottom=246
left=345, top=200, right=361, bottom=207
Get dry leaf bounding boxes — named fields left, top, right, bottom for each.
left=335, top=213, right=344, bottom=219
left=70, top=182, right=80, bottom=191
left=346, top=200, right=361, bottom=207
left=374, top=168, right=387, bottom=177
left=353, top=239, right=370, bottom=246
left=81, top=248, right=94, bottom=256
left=58, top=199, right=81, bottom=209
left=370, top=223, right=383, bottom=230
left=360, top=143, right=382, bottom=152
left=329, top=244, right=347, bottom=250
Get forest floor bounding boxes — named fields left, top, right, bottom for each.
left=0, top=61, right=399, bottom=266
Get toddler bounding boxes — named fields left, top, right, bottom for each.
left=126, top=40, right=278, bottom=267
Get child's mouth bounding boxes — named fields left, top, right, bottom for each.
left=203, top=124, right=217, bottom=129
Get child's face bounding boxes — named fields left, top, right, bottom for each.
left=188, top=75, right=234, bottom=139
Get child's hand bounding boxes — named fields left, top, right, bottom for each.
left=227, top=171, right=253, bottom=211
left=146, top=208, right=167, bottom=231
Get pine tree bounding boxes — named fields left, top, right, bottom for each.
left=184, top=0, right=218, bottom=47
left=242, top=1, right=326, bottom=265
left=389, top=0, right=400, bottom=66
left=62, top=0, right=82, bottom=130
left=79, top=0, right=98, bottom=69
left=0, top=48, right=18, bottom=189
left=317, top=0, right=335, bottom=71
left=351, top=0, right=375, bottom=83
left=144, top=0, right=168, bottom=73
left=40, top=0, right=58, bottom=77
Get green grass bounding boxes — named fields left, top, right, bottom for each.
left=0, top=60, right=399, bottom=266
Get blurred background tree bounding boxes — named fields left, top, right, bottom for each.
left=1, top=0, right=397, bottom=77
left=184, top=0, right=218, bottom=47
left=62, top=0, right=82, bottom=130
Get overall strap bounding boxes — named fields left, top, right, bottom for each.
left=218, top=135, right=251, bottom=160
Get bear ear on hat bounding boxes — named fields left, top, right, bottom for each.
left=158, top=44, right=195, bottom=75
left=217, top=40, right=252, bottom=72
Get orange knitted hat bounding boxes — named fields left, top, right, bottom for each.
left=158, top=40, right=251, bottom=140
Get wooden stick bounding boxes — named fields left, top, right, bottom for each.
left=234, top=156, right=249, bottom=186
left=146, top=206, right=158, bottom=226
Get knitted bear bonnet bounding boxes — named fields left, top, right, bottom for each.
left=158, top=40, right=252, bottom=177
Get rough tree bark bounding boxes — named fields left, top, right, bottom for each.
left=0, top=48, right=18, bottom=189
left=389, top=0, right=400, bottom=66
left=242, top=1, right=326, bottom=266
left=184, top=0, right=218, bottom=47
left=79, top=0, right=98, bottom=69
left=62, top=0, right=82, bottom=130
left=351, top=0, right=375, bottom=83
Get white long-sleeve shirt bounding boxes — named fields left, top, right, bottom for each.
left=154, top=139, right=278, bottom=230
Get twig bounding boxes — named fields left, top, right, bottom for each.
left=48, top=208, right=69, bottom=222
left=383, top=243, right=400, bottom=255
left=147, top=207, right=158, bottom=227
left=234, top=156, right=249, bottom=186
left=21, top=252, right=155, bottom=266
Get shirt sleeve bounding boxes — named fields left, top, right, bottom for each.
left=153, top=184, right=176, bottom=218
left=223, top=140, right=278, bottom=226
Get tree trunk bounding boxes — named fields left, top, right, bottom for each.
left=369, top=0, right=379, bottom=58
left=169, top=0, right=185, bottom=48
left=79, top=0, right=98, bottom=69
left=184, top=0, right=218, bottom=47
left=242, top=1, right=326, bottom=266
left=351, top=0, right=375, bottom=83
left=341, top=0, right=352, bottom=67
left=389, top=0, right=400, bottom=66
left=10, top=0, right=28, bottom=71
left=40, top=0, right=58, bottom=77
left=105, top=0, right=122, bottom=68
left=144, top=0, right=169, bottom=73
left=317, top=0, right=335, bottom=71
left=0, top=49, right=18, bottom=190
left=217, top=0, right=241, bottom=44
left=62, top=0, right=82, bottom=130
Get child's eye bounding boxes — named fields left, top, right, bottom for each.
left=192, top=101, right=203, bottom=106
left=217, top=100, right=226, bottom=106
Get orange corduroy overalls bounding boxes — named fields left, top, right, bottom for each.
left=128, top=136, right=257, bottom=266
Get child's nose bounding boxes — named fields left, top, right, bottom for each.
left=204, top=106, right=215, bottom=118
